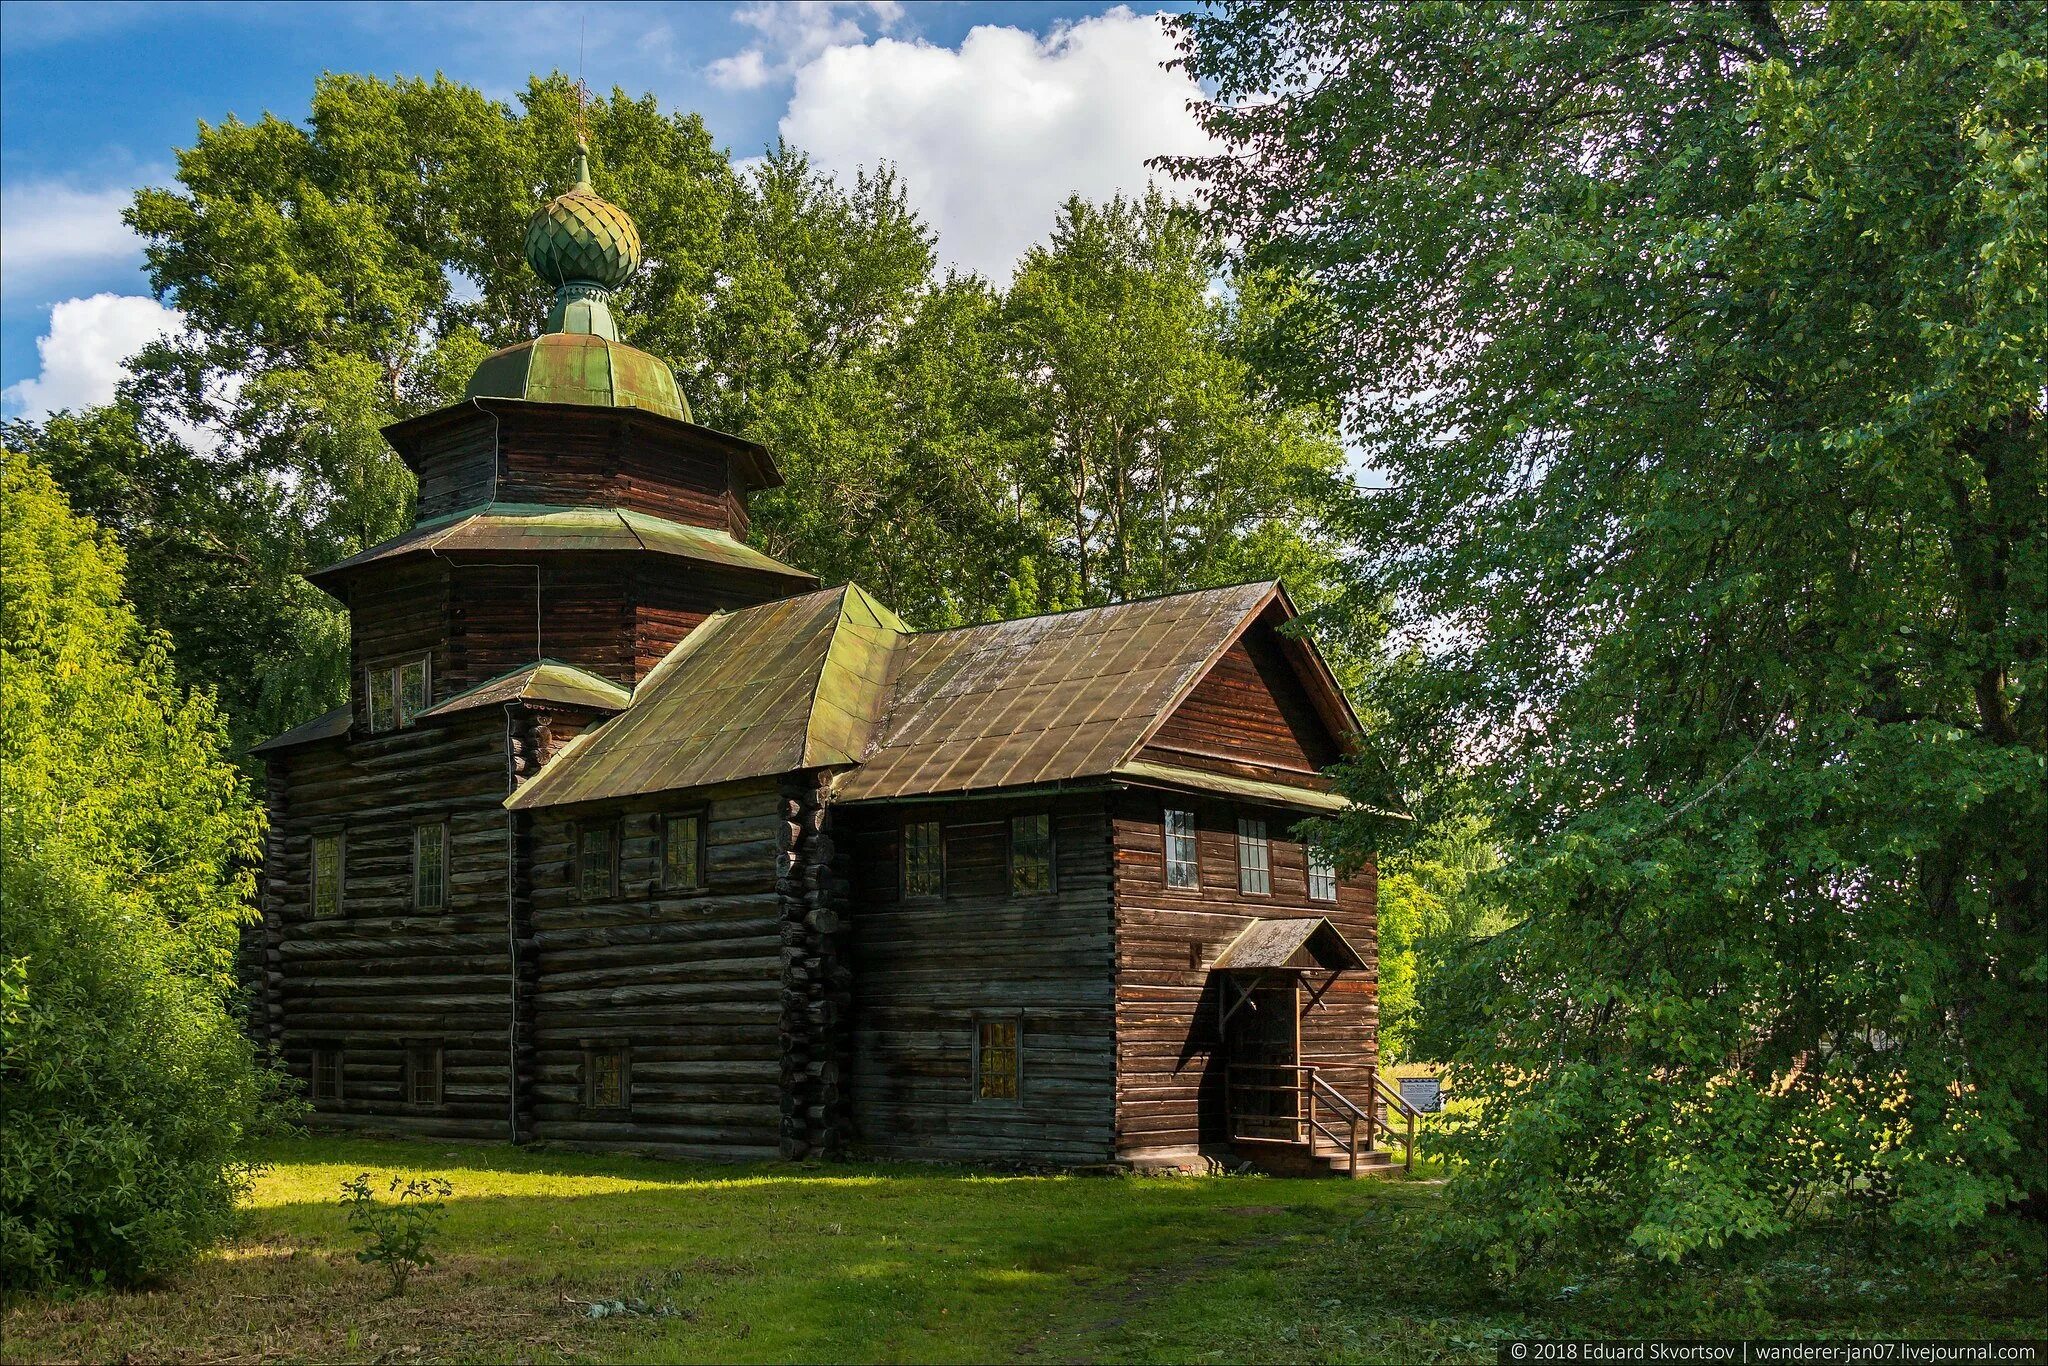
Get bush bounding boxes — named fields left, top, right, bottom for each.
left=340, top=1174, right=453, bottom=1297
left=0, top=452, right=272, bottom=1289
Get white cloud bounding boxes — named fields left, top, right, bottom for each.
left=776, top=7, right=1216, bottom=280
left=707, top=1, right=904, bottom=91
left=2, top=293, right=183, bottom=420
left=0, top=180, right=145, bottom=295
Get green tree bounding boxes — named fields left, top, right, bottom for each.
left=1174, top=0, right=2048, bottom=1267
left=0, top=452, right=271, bottom=1288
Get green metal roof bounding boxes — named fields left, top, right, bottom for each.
left=306, top=503, right=815, bottom=594
left=506, top=584, right=907, bottom=810
left=416, top=660, right=630, bottom=721
left=1108, top=760, right=1405, bottom=818
left=250, top=704, right=352, bottom=755
left=465, top=332, right=690, bottom=423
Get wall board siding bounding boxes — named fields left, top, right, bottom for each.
left=840, top=795, right=1117, bottom=1165
left=1140, top=626, right=1341, bottom=783
left=1110, top=788, right=1378, bottom=1157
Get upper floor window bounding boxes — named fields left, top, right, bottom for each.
left=578, top=823, right=616, bottom=900
left=903, top=820, right=943, bottom=899
left=414, top=822, right=447, bottom=910
left=975, top=1018, right=1021, bottom=1102
left=1237, top=817, right=1271, bottom=896
left=312, top=831, right=344, bottom=919
left=663, top=813, right=704, bottom=892
left=1010, top=813, right=1053, bottom=895
left=1163, top=808, right=1199, bottom=890
left=367, top=655, right=431, bottom=732
left=1308, top=846, right=1338, bottom=903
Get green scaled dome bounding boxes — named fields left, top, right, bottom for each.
left=525, top=146, right=641, bottom=290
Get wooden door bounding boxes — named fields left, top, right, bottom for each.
left=1228, top=978, right=1300, bottom=1141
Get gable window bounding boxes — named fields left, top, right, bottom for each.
left=312, top=832, right=344, bottom=919
left=1009, top=813, right=1053, bottom=895
left=583, top=1046, right=630, bottom=1113
left=1308, top=846, right=1338, bottom=903
left=1237, top=817, right=1271, bottom=896
left=366, top=655, right=431, bottom=733
left=1163, top=808, right=1199, bottom=890
left=578, top=824, right=615, bottom=900
left=414, top=822, right=447, bottom=910
left=311, top=1047, right=344, bottom=1102
left=974, top=1018, right=1020, bottom=1102
left=405, top=1043, right=444, bottom=1107
left=662, top=813, right=704, bottom=892
left=903, top=820, right=943, bottom=899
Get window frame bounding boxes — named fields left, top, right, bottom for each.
left=311, top=830, right=345, bottom=920
left=1307, top=844, right=1339, bottom=903
left=576, top=821, right=617, bottom=901
left=1162, top=807, right=1200, bottom=892
left=661, top=810, right=707, bottom=894
left=901, top=819, right=944, bottom=901
left=413, top=820, right=448, bottom=910
left=365, top=654, right=431, bottom=733
left=366, top=664, right=396, bottom=733
left=404, top=1042, right=444, bottom=1108
left=581, top=1043, right=631, bottom=1115
left=310, top=1046, right=344, bottom=1103
left=1008, top=812, right=1055, bottom=897
left=972, top=1014, right=1023, bottom=1105
left=1236, top=815, right=1272, bottom=897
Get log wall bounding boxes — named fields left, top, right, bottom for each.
left=1110, top=788, right=1378, bottom=1160
left=838, top=794, right=1118, bottom=1165
left=259, top=710, right=518, bottom=1140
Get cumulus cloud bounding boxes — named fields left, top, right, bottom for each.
left=0, top=180, right=145, bottom=295
left=776, top=7, right=1216, bottom=281
left=707, top=1, right=904, bottom=91
left=2, top=293, right=183, bottom=420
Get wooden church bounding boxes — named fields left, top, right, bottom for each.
left=244, top=140, right=1415, bottom=1176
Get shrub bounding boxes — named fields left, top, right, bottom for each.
left=0, top=452, right=271, bottom=1289
left=340, top=1174, right=453, bottom=1296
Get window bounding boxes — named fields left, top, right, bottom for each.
left=584, top=1046, right=629, bottom=1112
left=578, top=824, right=615, bottom=900
left=311, top=1048, right=343, bottom=1102
left=662, top=813, right=704, bottom=891
left=1010, top=813, right=1053, bottom=895
left=1308, top=846, right=1338, bottom=903
left=312, top=832, right=344, bottom=919
left=975, top=1018, right=1020, bottom=1101
left=1237, top=817, right=1271, bottom=896
left=903, top=820, right=943, bottom=899
left=365, top=655, right=430, bottom=732
left=1163, top=808, right=1199, bottom=890
left=405, top=1044, right=443, bottom=1106
left=414, top=822, right=447, bottom=910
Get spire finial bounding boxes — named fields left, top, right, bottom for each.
left=572, top=76, right=593, bottom=189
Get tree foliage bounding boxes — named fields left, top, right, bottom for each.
left=1174, top=0, right=2048, bottom=1266
left=0, top=453, right=271, bottom=1288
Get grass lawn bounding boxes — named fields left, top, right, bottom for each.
left=5, top=1136, right=2044, bottom=1364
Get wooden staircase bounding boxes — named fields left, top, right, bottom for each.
left=1226, top=1064, right=1421, bottom=1179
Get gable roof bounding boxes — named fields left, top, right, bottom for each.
left=306, top=503, right=814, bottom=595
left=1211, top=917, right=1369, bottom=972
left=416, top=660, right=630, bottom=721
left=831, top=581, right=1282, bottom=802
left=505, top=584, right=906, bottom=810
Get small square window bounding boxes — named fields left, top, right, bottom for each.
left=406, top=1044, right=443, bottom=1107
left=975, top=1018, right=1020, bottom=1101
left=312, top=832, right=344, bottom=919
left=1010, top=813, right=1053, bottom=895
left=397, top=658, right=429, bottom=727
left=903, top=821, right=943, bottom=899
left=367, top=667, right=396, bottom=732
left=578, top=824, right=615, bottom=900
left=663, top=813, right=703, bottom=891
left=311, top=1048, right=343, bottom=1102
left=584, top=1047, right=629, bottom=1112
left=1237, top=817, right=1271, bottom=896
left=414, top=822, right=447, bottom=910
left=1164, top=809, right=1199, bottom=890
left=1308, top=846, right=1338, bottom=903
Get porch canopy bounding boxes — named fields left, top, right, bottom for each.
left=1210, top=917, right=1367, bottom=974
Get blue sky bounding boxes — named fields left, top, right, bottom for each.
left=1, top=0, right=1201, bottom=420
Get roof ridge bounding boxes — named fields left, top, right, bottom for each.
left=795, top=585, right=855, bottom=769
left=902, top=579, right=1277, bottom=638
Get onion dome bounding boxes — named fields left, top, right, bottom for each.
left=465, top=138, right=690, bottom=423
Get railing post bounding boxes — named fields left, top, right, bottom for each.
left=1405, top=1106, right=1416, bottom=1173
